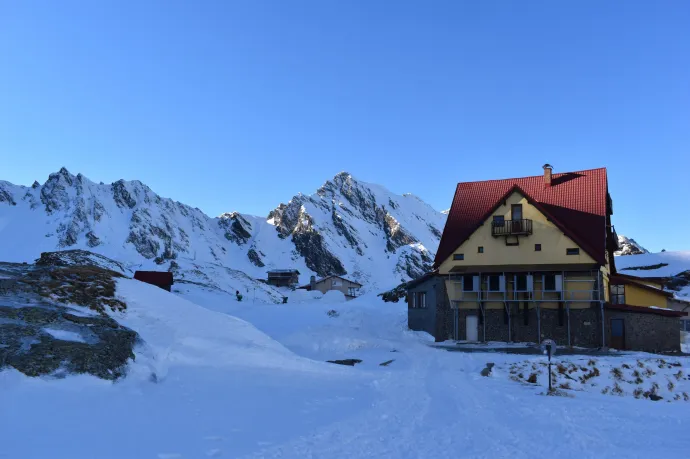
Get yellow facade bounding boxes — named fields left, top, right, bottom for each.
left=623, top=283, right=669, bottom=308
left=437, top=191, right=597, bottom=274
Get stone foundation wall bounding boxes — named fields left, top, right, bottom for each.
left=606, top=311, right=680, bottom=352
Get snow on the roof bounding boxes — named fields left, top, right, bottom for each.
left=615, top=250, right=690, bottom=278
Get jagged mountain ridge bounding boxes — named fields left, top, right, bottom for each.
left=615, top=235, right=649, bottom=256
left=0, top=168, right=446, bottom=298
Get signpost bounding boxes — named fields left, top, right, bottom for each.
left=541, top=339, right=557, bottom=392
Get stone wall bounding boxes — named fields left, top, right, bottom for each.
left=605, top=311, right=681, bottom=353
left=446, top=300, right=680, bottom=352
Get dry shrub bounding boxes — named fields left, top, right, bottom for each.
left=611, top=367, right=623, bottom=380
left=683, top=393, right=690, bottom=402
left=557, top=364, right=568, bottom=375
left=674, top=370, right=684, bottom=380
left=527, top=373, right=538, bottom=384
left=644, top=367, right=656, bottom=378
left=559, top=382, right=571, bottom=390
left=601, top=386, right=610, bottom=395
left=589, top=359, right=598, bottom=367
left=621, top=363, right=631, bottom=370
left=633, top=388, right=644, bottom=399
left=637, top=360, right=645, bottom=368
left=612, top=383, right=624, bottom=396
left=668, top=380, right=675, bottom=392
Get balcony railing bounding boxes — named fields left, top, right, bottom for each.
left=491, top=219, right=533, bottom=237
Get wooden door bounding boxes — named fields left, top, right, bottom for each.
left=610, top=318, right=625, bottom=350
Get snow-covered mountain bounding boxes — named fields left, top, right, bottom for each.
left=0, top=168, right=446, bottom=299
left=615, top=235, right=649, bottom=256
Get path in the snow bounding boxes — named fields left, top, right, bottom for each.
left=239, top=347, right=690, bottom=459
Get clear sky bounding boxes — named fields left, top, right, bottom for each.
left=1, top=1, right=688, bottom=252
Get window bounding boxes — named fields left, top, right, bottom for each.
left=488, top=275, right=501, bottom=292
left=347, top=287, right=358, bottom=297
left=332, top=278, right=342, bottom=287
left=544, top=274, right=556, bottom=291
left=453, top=254, right=464, bottom=261
left=478, top=246, right=484, bottom=253
left=503, top=306, right=509, bottom=324
left=558, top=303, right=565, bottom=326
left=413, top=292, right=426, bottom=309
left=516, top=274, right=528, bottom=292
left=463, top=274, right=475, bottom=292
left=493, top=215, right=505, bottom=225
left=566, top=248, right=580, bottom=256
left=610, top=284, right=625, bottom=305
left=535, top=244, right=542, bottom=252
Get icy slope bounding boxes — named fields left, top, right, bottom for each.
left=0, top=169, right=446, bottom=296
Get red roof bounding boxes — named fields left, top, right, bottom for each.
left=133, top=271, right=174, bottom=286
left=606, top=303, right=686, bottom=318
left=435, top=168, right=609, bottom=267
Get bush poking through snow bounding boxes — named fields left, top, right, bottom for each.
left=612, top=383, right=625, bottom=396
left=505, top=357, right=689, bottom=404
left=326, top=309, right=339, bottom=318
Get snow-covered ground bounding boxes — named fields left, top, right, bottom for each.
left=2, top=281, right=690, bottom=458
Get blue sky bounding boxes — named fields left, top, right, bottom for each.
left=1, top=1, right=688, bottom=252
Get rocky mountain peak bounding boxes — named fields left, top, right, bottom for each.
left=615, top=235, right=649, bottom=256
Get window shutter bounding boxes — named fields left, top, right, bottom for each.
left=526, top=275, right=534, bottom=292
left=555, top=275, right=563, bottom=291
left=407, top=292, right=413, bottom=308
left=473, top=275, right=480, bottom=292
left=499, top=275, right=506, bottom=292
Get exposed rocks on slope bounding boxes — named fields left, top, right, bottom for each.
left=247, top=248, right=265, bottom=267
left=0, top=255, right=138, bottom=380
left=218, top=212, right=252, bottom=245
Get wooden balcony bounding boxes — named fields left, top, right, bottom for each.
left=491, top=219, right=533, bottom=237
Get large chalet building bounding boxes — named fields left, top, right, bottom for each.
left=408, top=165, right=684, bottom=352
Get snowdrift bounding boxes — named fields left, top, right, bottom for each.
left=113, top=279, right=327, bottom=379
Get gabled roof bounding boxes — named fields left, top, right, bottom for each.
left=435, top=168, right=609, bottom=267
left=133, top=271, right=174, bottom=285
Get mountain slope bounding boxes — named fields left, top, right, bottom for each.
left=0, top=169, right=446, bottom=297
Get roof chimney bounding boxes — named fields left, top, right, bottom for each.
left=543, top=164, right=553, bottom=186
left=310, top=275, right=316, bottom=290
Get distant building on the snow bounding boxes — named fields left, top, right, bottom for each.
left=133, top=271, right=174, bottom=292
left=298, top=275, right=362, bottom=300
left=267, top=269, right=301, bottom=287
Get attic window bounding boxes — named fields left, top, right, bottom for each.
left=478, top=246, right=484, bottom=253
left=535, top=244, right=542, bottom=252
left=453, top=254, right=464, bottom=261
left=566, top=248, right=580, bottom=256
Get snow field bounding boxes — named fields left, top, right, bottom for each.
left=2, top=281, right=690, bottom=458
